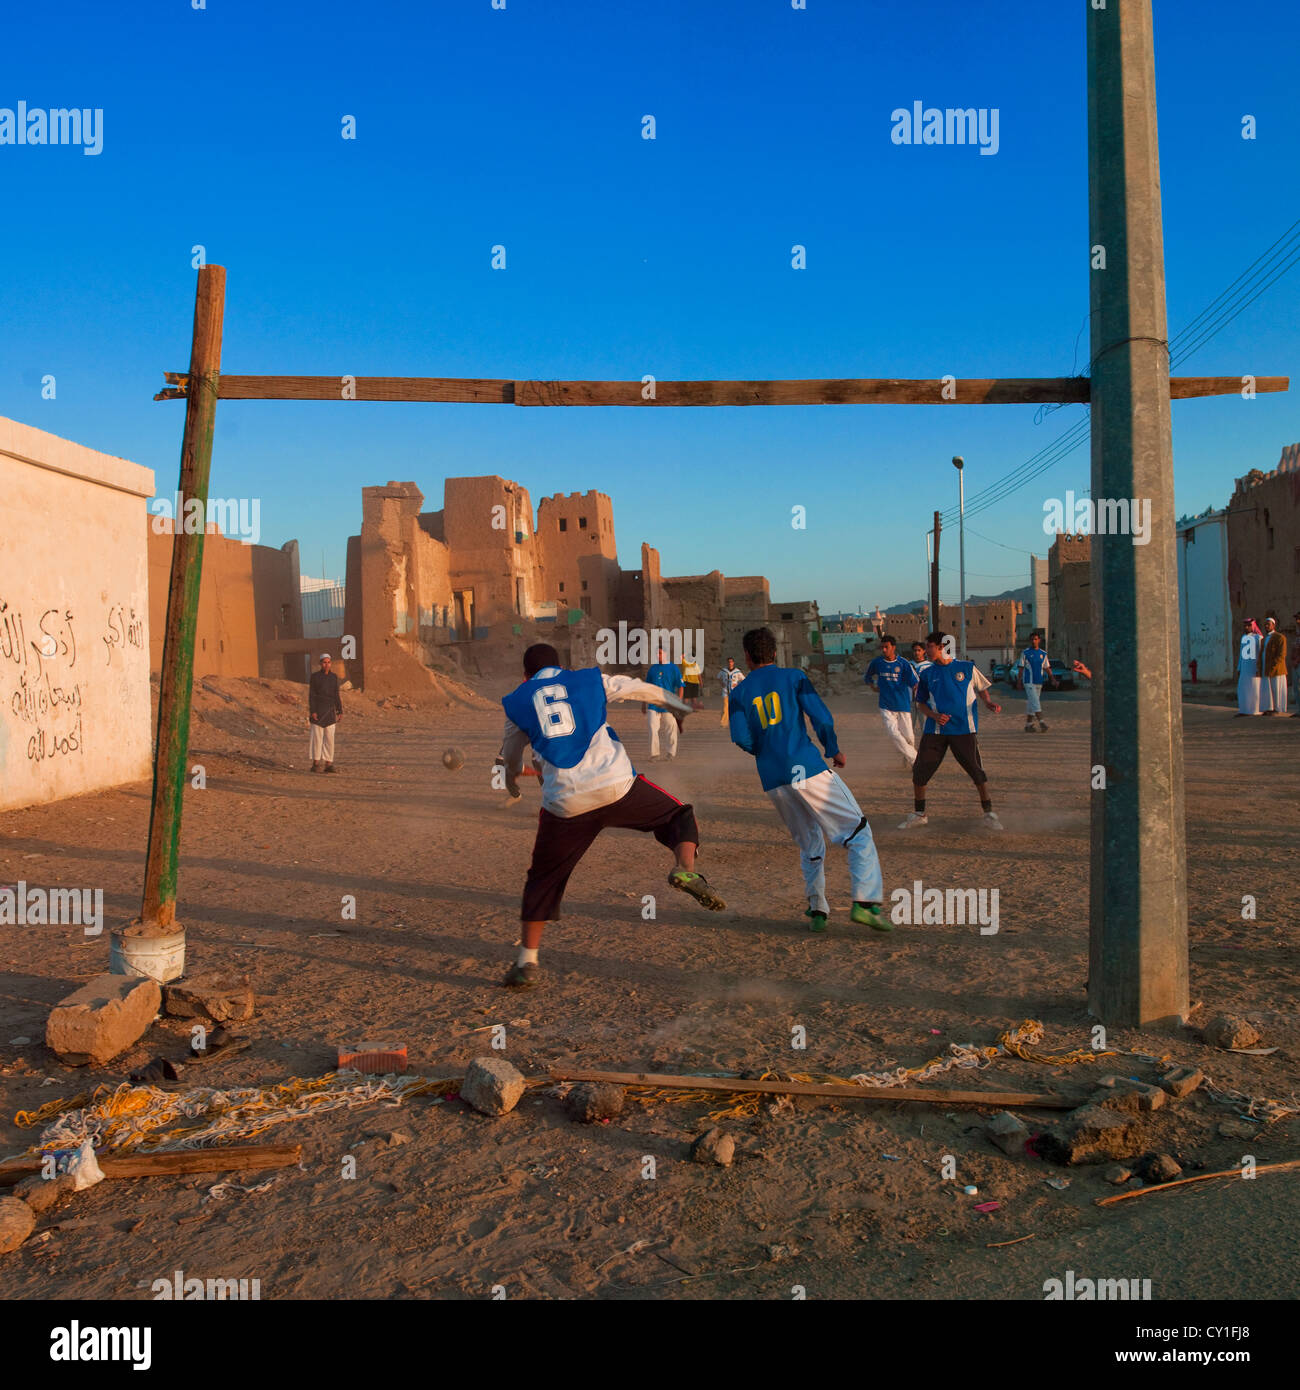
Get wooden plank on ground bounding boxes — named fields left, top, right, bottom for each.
left=0, top=1143, right=301, bottom=1186
left=549, top=1067, right=1074, bottom=1108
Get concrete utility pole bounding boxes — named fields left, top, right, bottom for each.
left=1086, top=0, right=1188, bottom=1026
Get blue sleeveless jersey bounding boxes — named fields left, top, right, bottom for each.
left=501, top=667, right=616, bottom=768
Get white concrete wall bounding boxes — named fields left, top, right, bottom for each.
left=0, top=416, right=155, bottom=810
left=1177, top=512, right=1232, bottom=681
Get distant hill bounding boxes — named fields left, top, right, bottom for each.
left=882, top=584, right=1032, bottom=615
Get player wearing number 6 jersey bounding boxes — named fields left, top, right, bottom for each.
left=728, top=627, right=886, bottom=934
left=496, top=643, right=725, bottom=989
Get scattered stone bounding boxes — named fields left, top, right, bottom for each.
left=985, top=1111, right=1030, bottom=1155
left=1140, top=1153, right=1183, bottom=1183
left=690, top=1128, right=735, bottom=1167
left=766, top=1243, right=790, bottom=1261
left=0, top=1197, right=36, bottom=1253
left=460, top=1057, right=525, bottom=1116
left=1202, top=1015, right=1261, bottom=1050
left=365, top=1128, right=413, bottom=1146
left=46, top=974, right=161, bottom=1066
left=163, top=973, right=255, bottom=1025
left=1159, top=1066, right=1204, bottom=1099
left=1217, top=1120, right=1258, bottom=1141
left=565, top=1083, right=625, bottom=1124
left=14, top=1174, right=77, bottom=1214
left=1103, top=1164, right=1132, bottom=1185
left=1038, top=1104, right=1143, bottom=1166
left=129, top=1056, right=185, bottom=1084
left=1090, top=1079, right=1166, bottom=1114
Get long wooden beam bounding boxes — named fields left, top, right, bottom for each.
left=155, top=372, right=1287, bottom=406
left=550, top=1066, right=1075, bottom=1108
left=0, top=1143, right=301, bottom=1186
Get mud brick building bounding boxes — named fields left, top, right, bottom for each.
left=346, top=476, right=823, bottom=694
left=1226, top=443, right=1300, bottom=632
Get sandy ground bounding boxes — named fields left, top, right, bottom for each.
left=1, top=675, right=1297, bottom=1301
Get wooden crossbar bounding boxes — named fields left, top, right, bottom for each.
left=154, top=372, right=1288, bottom=405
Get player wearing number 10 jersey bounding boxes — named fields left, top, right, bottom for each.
left=728, top=627, right=886, bottom=934
left=496, top=643, right=726, bottom=989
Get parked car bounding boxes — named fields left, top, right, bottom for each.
left=990, top=661, right=1012, bottom=685
left=1047, top=658, right=1076, bottom=691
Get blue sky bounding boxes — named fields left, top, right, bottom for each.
left=2, top=0, right=1296, bottom=612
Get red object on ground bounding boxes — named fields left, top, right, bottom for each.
left=337, top=1044, right=408, bottom=1074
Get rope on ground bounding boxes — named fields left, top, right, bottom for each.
left=15, top=1071, right=549, bottom=1156
left=639, top=1021, right=1116, bottom=1123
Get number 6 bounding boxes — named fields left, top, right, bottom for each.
left=533, top=684, right=576, bottom=737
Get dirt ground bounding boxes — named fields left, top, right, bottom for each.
left=2, top=675, right=1297, bottom=1301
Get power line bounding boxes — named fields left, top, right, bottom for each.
left=938, top=215, right=1300, bottom=526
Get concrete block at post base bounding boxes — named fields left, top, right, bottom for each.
left=163, top=972, right=254, bottom=1024
left=46, top=973, right=161, bottom=1066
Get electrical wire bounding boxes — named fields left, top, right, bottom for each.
left=937, top=215, right=1300, bottom=526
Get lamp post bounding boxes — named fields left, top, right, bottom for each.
left=953, top=456, right=966, bottom=658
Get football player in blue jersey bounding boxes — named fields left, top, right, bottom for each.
left=1017, top=631, right=1057, bottom=732
left=864, top=633, right=919, bottom=770
left=729, top=627, right=886, bottom=933
left=899, top=631, right=1003, bottom=831
left=496, top=644, right=726, bottom=988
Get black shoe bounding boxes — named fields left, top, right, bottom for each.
left=310, top=761, right=321, bottom=772
left=502, top=961, right=540, bottom=989
left=324, top=763, right=337, bottom=773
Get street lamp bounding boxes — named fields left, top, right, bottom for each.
left=952, top=456, right=966, bottom=659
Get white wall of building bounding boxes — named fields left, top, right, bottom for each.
left=1177, top=510, right=1232, bottom=681
left=0, top=417, right=155, bottom=810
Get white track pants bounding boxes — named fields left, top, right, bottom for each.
left=881, top=709, right=916, bottom=764
left=1237, top=670, right=1260, bottom=715
left=310, top=723, right=336, bottom=762
left=1262, top=675, right=1287, bottom=713
left=767, top=770, right=883, bottom=915
left=647, top=708, right=678, bottom=758
left=1024, top=683, right=1043, bottom=715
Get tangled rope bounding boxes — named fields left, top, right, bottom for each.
left=15, top=1072, right=533, bottom=1155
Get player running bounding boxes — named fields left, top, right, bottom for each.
left=1017, top=632, right=1056, bottom=732
left=729, top=627, right=887, bottom=933
left=899, top=630, right=1004, bottom=831
left=864, top=634, right=919, bottom=769
left=497, top=643, right=725, bottom=988
left=644, top=647, right=684, bottom=759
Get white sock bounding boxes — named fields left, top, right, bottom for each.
left=517, top=946, right=539, bottom=967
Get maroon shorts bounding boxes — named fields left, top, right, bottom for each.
left=521, top=774, right=699, bottom=921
